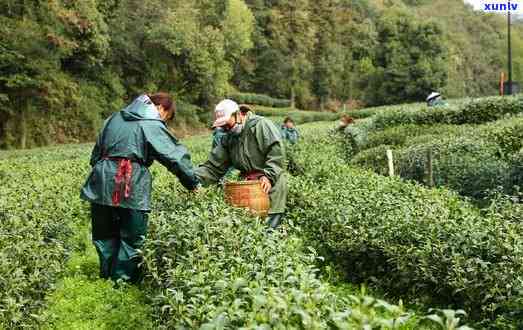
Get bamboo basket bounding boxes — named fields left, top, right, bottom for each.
left=224, top=180, right=270, bottom=217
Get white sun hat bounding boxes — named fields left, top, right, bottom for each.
left=426, top=92, right=441, bottom=102
left=212, top=99, right=240, bottom=128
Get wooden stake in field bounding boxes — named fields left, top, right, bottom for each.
left=500, top=71, right=505, bottom=96
left=426, top=149, right=434, bottom=188
left=386, top=149, right=394, bottom=177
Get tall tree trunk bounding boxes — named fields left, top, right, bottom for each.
left=290, top=86, right=296, bottom=109
left=20, top=110, right=27, bottom=149
left=19, top=104, right=27, bottom=149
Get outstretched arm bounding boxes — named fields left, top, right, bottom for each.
left=144, top=124, right=200, bottom=191
left=194, top=141, right=231, bottom=186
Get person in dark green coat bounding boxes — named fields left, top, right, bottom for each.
left=81, top=93, right=200, bottom=283
left=195, top=99, right=288, bottom=229
left=280, top=117, right=299, bottom=144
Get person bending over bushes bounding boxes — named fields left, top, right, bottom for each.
left=196, top=99, right=288, bottom=229
left=81, top=93, right=200, bottom=283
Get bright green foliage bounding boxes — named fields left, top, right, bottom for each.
left=228, top=92, right=291, bottom=108
left=43, top=278, right=153, bottom=330
left=0, top=122, right=475, bottom=329
left=344, top=96, right=523, bottom=155
left=288, top=126, right=523, bottom=327
left=0, top=145, right=91, bottom=328
left=393, top=136, right=514, bottom=200
left=223, top=0, right=255, bottom=62
left=343, top=97, right=523, bottom=201
left=254, top=106, right=338, bottom=124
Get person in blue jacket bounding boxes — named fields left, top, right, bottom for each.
left=280, top=117, right=299, bottom=144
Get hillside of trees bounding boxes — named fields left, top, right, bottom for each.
left=1, top=0, right=522, bottom=148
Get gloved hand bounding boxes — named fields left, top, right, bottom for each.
left=260, top=176, right=272, bottom=194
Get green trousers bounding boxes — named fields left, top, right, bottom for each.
left=90, top=203, right=148, bottom=283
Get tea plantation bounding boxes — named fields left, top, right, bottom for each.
left=1, top=99, right=521, bottom=329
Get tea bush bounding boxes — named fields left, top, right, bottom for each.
left=141, top=136, right=435, bottom=329
left=478, top=116, right=523, bottom=159
left=349, top=117, right=523, bottom=201
left=254, top=106, right=339, bottom=124
left=1, top=126, right=453, bottom=329
left=343, top=98, right=523, bottom=201
left=228, top=92, right=291, bottom=108
left=0, top=147, right=91, bottom=328
left=344, top=96, right=523, bottom=154
left=394, top=137, right=514, bottom=200
left=287, top=128, right=523, bottom=327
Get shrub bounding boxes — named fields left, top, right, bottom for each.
left=0, top=150, right=90, bottom=328
left=0, top=121, right=476, bottom=329
left=395, top=137, right=512, bottom=200
left=143, top=183, right=428, bottom=329
left=364, top=124, right=468, bottom=151
left=287, top=131, right=523, bottom=326
left=352, top=136, right=516, bottom=202
left=478, top=116, right=523, bottom=158
left=228, top=92, right=291, bottom=108
left=254, top=106, right=339, bottom=125
left=344, top=96, right=523, bottom=154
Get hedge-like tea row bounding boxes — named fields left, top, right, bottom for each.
left=0, top=128, right=458, bottom=329
left=350, top=118, right=523, bottom=201
left=287, top=128, right=523, bottom=328
left=140, top=135, right=448, bottom=329
left=143, top=187, right=426, bottom=329
left=252, top=106, right=339, bottom=127
left=228, top=92, right=291, bottom=108
left=344, top=96, right=523, bottom=155
left=0, top=148, right=91, bottom=328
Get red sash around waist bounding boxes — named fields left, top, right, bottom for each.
left=103, top=157, right=134, bottom=206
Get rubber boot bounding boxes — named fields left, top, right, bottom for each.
left=265, top=213, right=284, bottom=229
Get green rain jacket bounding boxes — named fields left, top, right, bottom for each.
left=195, top=114, right=288, bottom=214
left=281, top=126, right=300, bottom=144
left=212, top=128, right=228, bottom=149
left=81, top=95, right=199, bottom=211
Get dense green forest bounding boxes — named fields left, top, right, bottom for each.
left=1, top=0, right=522, bottom=148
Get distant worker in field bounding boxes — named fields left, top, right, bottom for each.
left=81, top=93, right=200, bottom=283
left=196, top=99, right=288, bottom=229
left=426, top=92, right=448, bottom=107
left=336, top=114, right=355, bottom=132
left=280, top=117, right=300, bottom=144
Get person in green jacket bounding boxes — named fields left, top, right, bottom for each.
left=281, top=117, right=299, bottom=144
left=195, top=99, right=288, bottom=229
left=80, top=93, right=200, bottom=283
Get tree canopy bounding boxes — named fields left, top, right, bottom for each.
left=0, top=0, right=521, bottom=148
